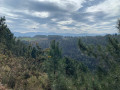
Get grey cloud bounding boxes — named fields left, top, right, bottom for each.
left=0, top=0, right=119, bottom=34
left=71, top=12, right=93, bottom=24
left=28, top=1, right=67, bottom=12
left=2, top=0, right=68, bottom=13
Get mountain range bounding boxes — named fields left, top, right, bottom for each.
left=13, top=32, right=107, bottom=37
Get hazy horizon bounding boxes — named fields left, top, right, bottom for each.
left=13, top=31, right=110, bottom=37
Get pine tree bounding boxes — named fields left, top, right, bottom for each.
left=49, top=40, right=62, bottom=76
left=31, top=47, right=37, bottom=59
left=117, top=19, right=120, bottom=33
left=0, top=17, right=15, bottom=54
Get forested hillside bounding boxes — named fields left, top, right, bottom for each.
left=1, top=17, right=120, bottom=90
left=19, top=34, right=120, bottom=69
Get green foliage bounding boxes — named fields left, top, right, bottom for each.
left=0, top=17, right=15, bottom=50
left=117, top=19, right=120, bottom=33
left=19, top=34, right=108, bottom=69
left=49, top=40, right=62, bottom=58
left=78, top=34, right=120, bottom=89
left=1, top=16, right=120, bottom=90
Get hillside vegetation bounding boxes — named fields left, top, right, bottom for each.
left=1, top=17, right=120, bottom=90
left=19, top=33, right=120, bottom=69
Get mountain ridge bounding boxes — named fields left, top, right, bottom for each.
left=13, top=32, right=107, bottom=37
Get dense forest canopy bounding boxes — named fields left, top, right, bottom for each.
left=0, top=17, right=120, bottom=90
left=18, top=33, right=120, bottom=69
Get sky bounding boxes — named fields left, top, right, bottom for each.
left=0, top=0, right=120, bottom=35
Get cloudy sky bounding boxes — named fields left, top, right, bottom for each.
left=0, top=0, right=120, bottom=35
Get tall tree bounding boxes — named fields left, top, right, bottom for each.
left=49, top=40, right=62, bottom=75
left=0, top=17, right=15, bottom=53
left=117, top=19, right=120, bottom=33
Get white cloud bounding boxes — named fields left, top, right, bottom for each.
left=86, top=0, right=120, bottom=17
left=72, top=20, right=117, bottom=34
left=14, top=19, right=49, bottom=33
left=6, top=20, right=14, bottom=23
left=32, top=12, right=50, bottom=18
left=57, top=18, right=75, bottom=25
left=15, top=10, right=50, bottom=18
left=0, top=0, right=118, bottom=35
left=51, top=18, right=57, bottom=22
left=26, top=22, right=40, bottom=29
left=86, top=16, right=95, bottom=22
left=0, top=7, right=21, bottom=19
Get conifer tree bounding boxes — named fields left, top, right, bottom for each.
left=49, top=40, right=62, bottom=75
left=0, top=17, right=15, bottom=53
left=117, top=19, right=120, bottom=33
